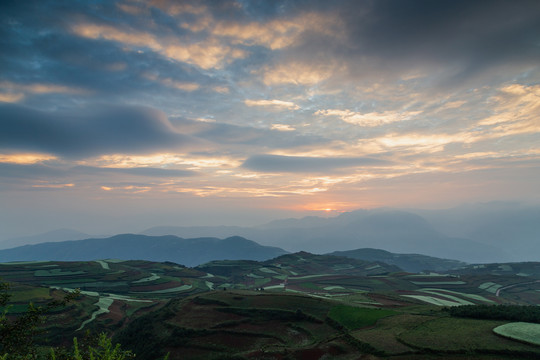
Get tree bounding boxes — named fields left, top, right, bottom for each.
left=0, top=279, right=79, bottom=359
left=0, top=279, right=148, bottom=360
left=50, top=333, right=135, bottom=360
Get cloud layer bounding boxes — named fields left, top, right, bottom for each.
left=0, top=0, right=539, bottom=237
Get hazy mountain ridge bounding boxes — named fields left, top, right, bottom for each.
left=0, top=234, right=288, bottom=267
left=412, top=203, right=540, bottom=261
left=4, top=204, right=539, bottom=263
left=0, top=228, right=102, bottom=250
left=142, top=209, right=509, bottom=263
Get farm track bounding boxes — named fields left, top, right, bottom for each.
left=495, top=280, right=540, bottom=296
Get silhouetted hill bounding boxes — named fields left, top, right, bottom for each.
left=0, top=234, right=288, bottom=267
left=329, top=248, right=466, bottom=273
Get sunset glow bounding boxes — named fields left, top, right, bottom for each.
left=1, top=0, right=539, bottom=238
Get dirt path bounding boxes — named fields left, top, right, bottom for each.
left=496, top=280, right=540, bottom=297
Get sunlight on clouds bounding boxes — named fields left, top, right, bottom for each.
left=378, top=133, right=461, bottom=149
left=210, top=12, right=343, bottom=50
left=163, top=39, right=246, bottom=69
left=0, top=92, right=24, bottom=103
left=213, top=86, right=230, bottom=94
left=72, top=23, right=245, bottom=70
left=0, top=153, right=58, bottom=164
left=180, top=15, right=213, bottom=33
left=99, top=185, right=151, bottom=193
left=212, top=19, right=302, bottom=49
left=438, top=100, right=467, bottom=110
left=479, top=84, right=540, bottom=129
left=501, top=84, right=529, bottom=95
left=356, top=133, right=471, bottom=155
left=316, top=109, right=422, bottom=127
left=245, top=99, right=300, bottom=110
left=90, top=153, right=240, bottom=170
left=0, top=81, right=89, bottom=96
left=181, top=9, right=343, bottom=50
left=454, top=152, right=499, bottom=159
left=122, top=0, right=207, bottom=16
left=160, top=78, right=200, bottom=92
left=262, top=62, right=335, bottom=86
left=142, top=72, right=200, bottom=91
left=72, top=23, right=161, bottom=51
left=150, top=0, right=207, bottom=16
left=32, top=183, right=74, bottom=189
left=271, top=124, right=296, bottom=132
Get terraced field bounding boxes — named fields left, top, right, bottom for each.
left=3, top=254, right=540, bottom=358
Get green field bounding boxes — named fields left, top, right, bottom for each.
left=398, top=317, right=540, bottom=354
left=328, top=304, right=398, bottom=330
left=493, top=322, right=540, bottom=346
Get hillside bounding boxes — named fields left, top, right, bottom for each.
left=195, top=251, right=401, bottom=280
left=329, top=248, right=467, bottom=273
left=0, top=234, right=288, bottom=267
left=3, top=255, right=540, bottom=359
left=114, top=290, right=540, bottom=359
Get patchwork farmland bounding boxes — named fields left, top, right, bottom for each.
left=2, top=253, right=540, bottom=358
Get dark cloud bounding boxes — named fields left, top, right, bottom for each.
left=0, top=104, right=200, bottom=158
left=339, top=0, right=540, bottom=83
left=0, top=163, right=67, bottom=179
left=242, top=154, right=391, bottom=173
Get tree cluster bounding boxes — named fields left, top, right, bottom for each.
left=445, top=304, right=540, bottom=323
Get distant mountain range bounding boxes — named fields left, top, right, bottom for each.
left=142, top=210, right=509, bottom=263
left=0, top=234, right=287, bottom=267
left=0, top=232, right=469, bottom=272
left=3, top=204, right=539, bottom=264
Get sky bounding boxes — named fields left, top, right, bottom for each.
left=1, top=0, right=540, bottom=238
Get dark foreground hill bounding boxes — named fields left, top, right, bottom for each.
left=329, top=248, right=467, bottom=273
left=0, top=234, right=287, bottom=267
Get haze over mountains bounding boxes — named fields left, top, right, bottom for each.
left=1, top=204, right=538, bottom=264
left=142, top=207, right=528, bottom=263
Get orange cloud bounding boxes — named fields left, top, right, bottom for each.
left=32, top=183, right=75, bottom=189
left=271, top=124, right=296, bottom=132
left=0, top=92, right=24, bottom=103
left=0, top=81, right=89, bottom=97
left=72, top=23, right=245, bottom=70
left=245, top=99, right=300, bottom=110
left=315, top=109, right=422, bottom=127
left=262, top=62, right=336, bottom=86
left=0, top=153, right=58, bottom=164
